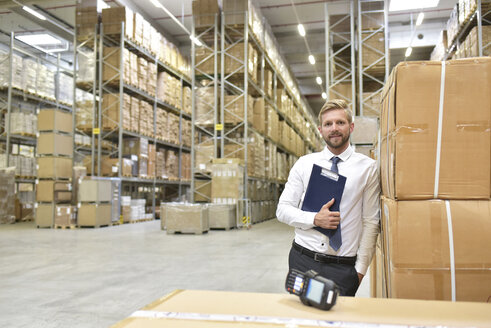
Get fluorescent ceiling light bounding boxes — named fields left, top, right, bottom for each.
left=297, top=24, right=306, bottom=37
left=149, top=0, right=164, bottom=9
left=389, top=0, right=439, bottom=12
left=190, top=35, right=202, bottom=47
left=316, top=76, right=322, bottom=85
left=321, top=92, right=327, bottom=99
left=16, top=33, right=62, bottom=45
left=416, top=12, right=425, bottom=26
left=97, top=0, right=109, bottom=11
left=22, top=6, right=46, bottom=20
left=405, top=47, right=412, bottom=57
left=308, top=55, right=315, bottom=65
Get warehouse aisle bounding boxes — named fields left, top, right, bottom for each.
left=0, top=219, right=370, bottom=327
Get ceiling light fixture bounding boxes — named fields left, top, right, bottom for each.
left=321, top=92, right=327, bottom=100
left=416, top=12, right=425, bottom=26
left=149, top=0, right=163, bottom=9
left=316, top=76, right=322, bottom=85
left=308, top=55, right=315, bottom=65
left=189, top=35, right=202, bottom=47
left=389, top=0, right=439, bottom=12
left=297, top=24, right=306, bottom=37
left=22, top=5, right=46, bottom=20
left=405, top=47, right=413, bottom=57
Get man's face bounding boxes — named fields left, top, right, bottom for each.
left=318, top=109, right=354, bottom=152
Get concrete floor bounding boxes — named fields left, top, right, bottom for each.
left=0, top=219, right=370, bottom=328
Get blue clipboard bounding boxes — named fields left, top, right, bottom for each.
left=301, top=164, right=346, bottom=235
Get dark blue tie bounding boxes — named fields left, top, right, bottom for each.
left=329, top=156, right=342, bottom=250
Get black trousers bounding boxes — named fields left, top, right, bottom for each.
left=288, top=244, right=360, bottom=296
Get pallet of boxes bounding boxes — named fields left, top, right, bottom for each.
left=375, top=57, right=491, bottom=302
left=35, top=109, right=75, bottom=228
left=77, top=177, right=115, bottom=228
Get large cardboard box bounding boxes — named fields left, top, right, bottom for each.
left=163, top=203, right=209, bottom=234
left=253, top=97, right=265, bottom=134
left=37, top=109, right=73, bottom=133
left=36, top=180, right=72, bottom=202
left=35, top=204, right=74, bottom=228
left=113, top=289, right=491, bottom=328
left=208, top=204, right=236, bottom=229
left=77, top=203, right=112, bottom=227
left=194, top=179, right=211, bottom=202
left=37, top=133, right=73, bottom=156
left=380, top=58, right=491, bottom=200
left=123, top=137, right=148, bottom=158
left=381, top=197, right=491, bottom=302
left=78, top=178, right=112, bottom=202
left=37, top=157, right=73, bottom=179
left=192, top=0, right=220, bottom=27
left=101, top=7, right=133, bottom=38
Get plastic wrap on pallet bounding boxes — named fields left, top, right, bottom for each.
left=0, top=167, right=16, bottom=224
left=37, top=64, right=56, bottom=100
left=23, top=58, right=38, bottom=94
left=75, top=89, right=94, bottom=131
left=58, top=73, right=74, bottom=105
left=182, top=86, right=192, bottom=115
left=165, top=149, right=179, bottom=179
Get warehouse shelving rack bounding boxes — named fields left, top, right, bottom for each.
left=86, top=21, right=192, bottom=219
left=444, top=0, right=491, bottom=60
left=190, top=14, right=220, bottom=204
left=357, top=0, right=389, bottom=117
left=190, top=6, right=322, bottom=227
left=1, top=31, right=74, bottom=223
left=325, top=0, right=357, bottom=110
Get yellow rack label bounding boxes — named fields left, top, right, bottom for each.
left=215, top=124, right=223, bottom=131
left=93, top=128, right=100, bottom=135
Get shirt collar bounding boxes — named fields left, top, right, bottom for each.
left=322, top=145, right=354, bottom=162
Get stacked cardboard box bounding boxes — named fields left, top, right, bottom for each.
left=167, top=112, right=180, bottom=144
left=195, top=86, right=215, bottom=125
left=101, top=7, right=134, bottom=40
left=0, top=167, right=15, bottom=224
left=139, top=100, right=153, bottom=137
left=211, top=158, right=244, bottom=204
left=10, top=112, right=36, bottom=136
left=208, top=204, right=236, bottom=230
left=156, top=108, right=167, bottom=141
left=182, top=119, right=192, bottom=148
left=123, top=137, right=148, bottom=178
left=182, top=86, right=192, bottom=115
left=75, top=1, right=98, bottom=40
left=157, top=72, right=181, bottom=109
left=224, top=42, right=258, bottom=82
left=75, top=91, right=94, bottom=131
left=266, top=105, right=279, bottom=143
left=224, top=94, right=254, bottom=125
left=195, top=47, right=219, bottom=76
left=101, top=93, right=132, bottom=131
left=181, top=152, right=191, bottom=181
left=192, top=0, right=220, bottom=28
left=362, top=32, right=385, bottom=73
left=155, top=150, right=166, bottom=179
left=351, top=116, right=378, bottom=145
left=37, top=64, right=56, bottom=101
left=378, top=58, right=491, bottom=302
left=102, top=47, right=131, bottom=87
left=165, top=149, right=179, bottom=179
left=77, top=177, right=113, bottom=227
left=130, top=96, right=140, bottom=133
left=148, top=144, right=156, bottom=178
left=265, top=140, right=277, bottom=180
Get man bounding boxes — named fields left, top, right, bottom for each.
left=276, top=99, right=380, bottom=296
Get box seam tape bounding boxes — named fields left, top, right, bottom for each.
left=434, top=61, right=446, bottom=198
left=445, top=200, right=456, bottom=302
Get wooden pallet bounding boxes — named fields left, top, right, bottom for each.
left=78, top=224, right=110, bottom=229
left=166, top=229, right=208, bottom=235
left=54, top=225, right=77, bottom=230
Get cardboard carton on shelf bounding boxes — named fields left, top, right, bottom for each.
left=37, top=133, right=73, bottom=157
left=35, top=204, right=75, bottom=228
left=37, top=157, right=73, bottom=179
left=78, top=178, right=113, bottom=203
left=36, top=180, right=72, bottom=203
left=37, top=109, right=73, bottom=133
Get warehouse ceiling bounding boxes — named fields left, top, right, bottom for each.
left=0, top=0, right=456, bottom=118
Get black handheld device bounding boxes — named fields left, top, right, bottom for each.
left=285, top=268, right=339, bottom=310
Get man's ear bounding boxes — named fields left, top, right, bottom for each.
left=350, top=122, right=354, bottom=133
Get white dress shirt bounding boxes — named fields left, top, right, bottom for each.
left=276, top=145, right=380, bottom=275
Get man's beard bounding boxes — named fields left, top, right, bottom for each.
left=324, top=132, right=350, bottom=149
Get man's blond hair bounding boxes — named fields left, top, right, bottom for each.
left=318, top=99, right=353, bottom=125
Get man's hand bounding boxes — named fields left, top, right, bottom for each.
left=313, top=198, right=340, bottom=229
left=358, top=272, right=364, bottom=284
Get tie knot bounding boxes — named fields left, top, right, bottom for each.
left=331, top=156, right=341, bottom=164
